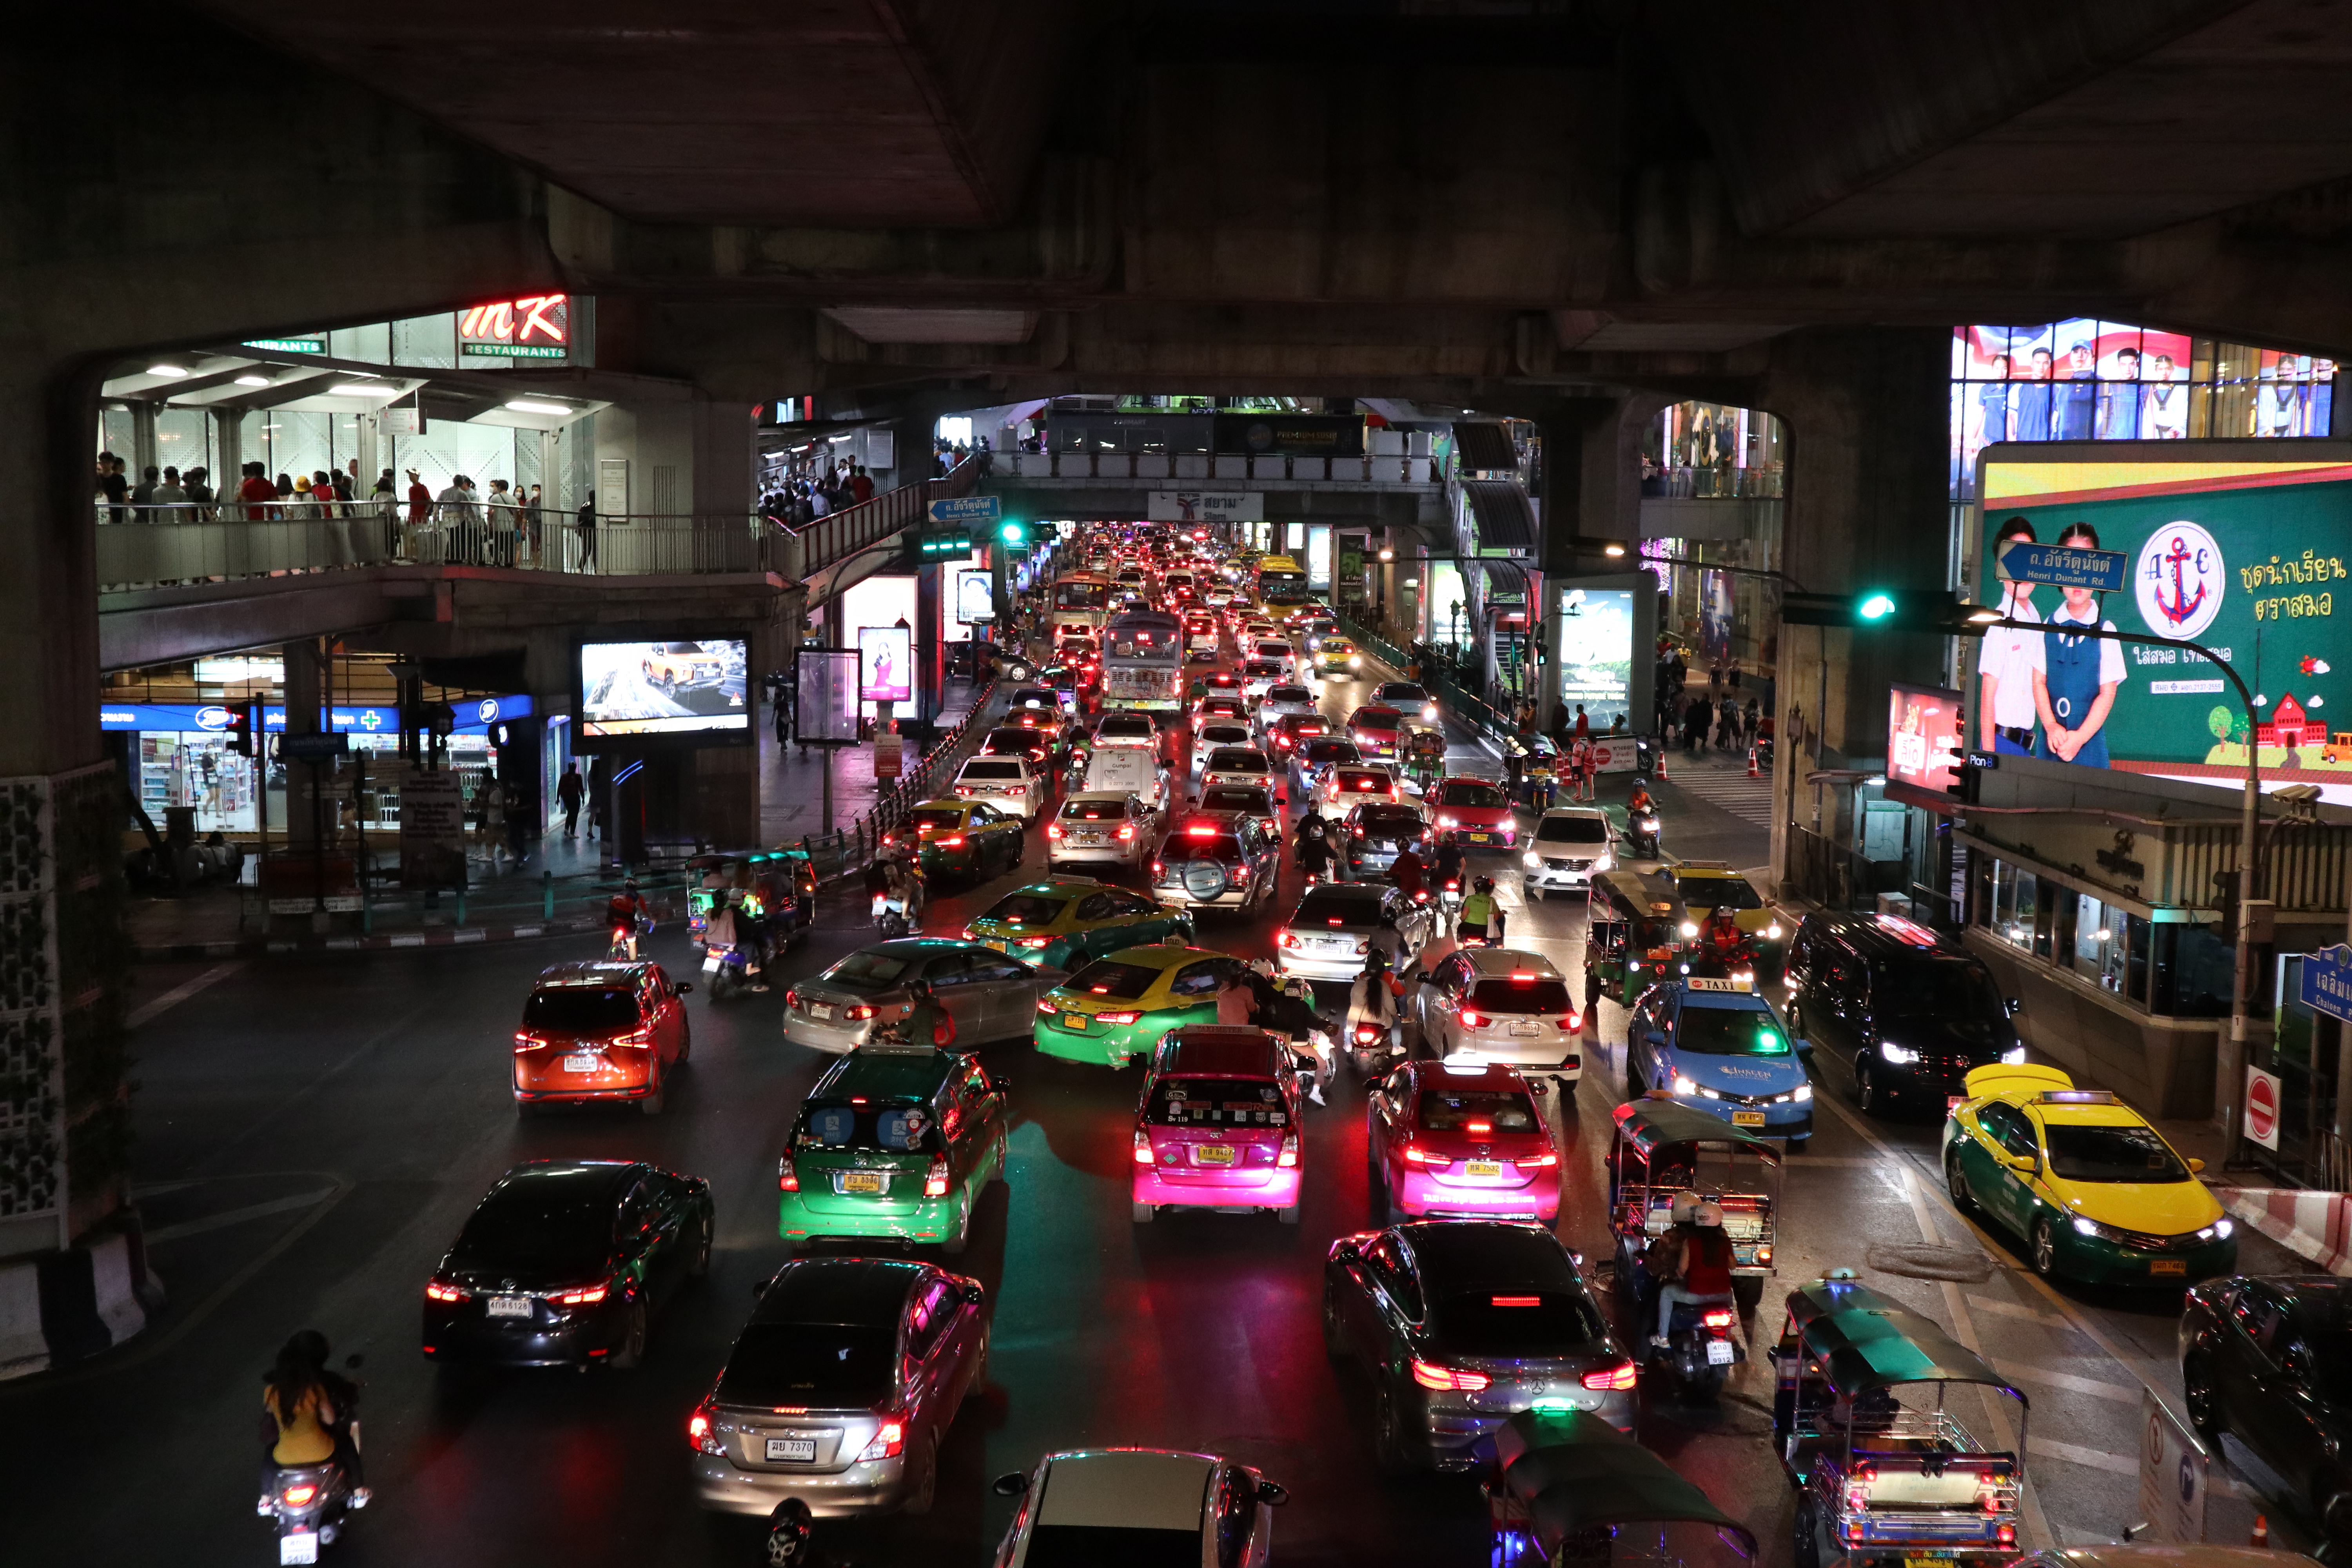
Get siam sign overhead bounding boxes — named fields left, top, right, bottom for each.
left=459, top=294, right=569, bottom=359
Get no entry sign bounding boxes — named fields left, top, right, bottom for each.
left=2244, top=1064, right=2282, bottom=1151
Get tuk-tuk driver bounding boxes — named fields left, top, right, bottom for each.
left=1702, top=905, right=1746, bottom=965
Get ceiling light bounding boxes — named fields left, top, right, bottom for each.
left=329, top=383, right=393, bottom=397
left=1603, top=543, right=1626, bottom=557
left=147, top=365, right=188, bottom=377
left=234, top=374, right=271, bottom=388
left=505, top=399, right=571, bottom=416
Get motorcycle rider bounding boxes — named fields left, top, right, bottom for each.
left=1645, top=1194, right=1738, bottom=1350
left=1346, top=948, right=1407, bottom=1071
left=1430, top=829, right=1465, bottom=898
left=1387, top=840, right=1427, bottom=905
left=765, top=1497, right=840, bottom=1568
left=897, top=977, right=956, bottom=1050
left=1458, top=875, right=1505, bottom=946
left=1700, top=906, right=1748, bottom=972
left=1250, top=958, right=1330, bottom=1105
left=1295, top=812, right=1334, bottom=882
left=705, top=893, right=772, bottom=993
left=605, top=879, right=649, bottom=958
left=260, top=1330, right=368, bottom=1511
left=1628, top=779, right=1657, bottom=817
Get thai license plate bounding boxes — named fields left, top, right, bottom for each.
left=2150, top=1258, right=2188, bottom=1276
left=702, top=953, right=722, bottom=973
left=1947, top=1095, right=1967, bottom=1111
left=838, top=1171, right=886, bottom=1195
left=1465, top=1160, right=1506, bottom=1178
left=1196, top=1145, right=1236, bottom=1166
left=562, top=1053, right=601, bottom=1074
left=766, top=1437, right=817, bottom=1463
left=1468, top=832, right=1492, bottom=844
left=1706, top=1338, right=1737, bottom=1365
left=1731, top=1110, right=1767, bottom=1128
left=1063, top=1013, right=1088, bottom=1029
left=1075, top=832, right=1102, bottom=844
left=984, top=940, right=1007, bottom=953
left=1905, top=1557, right=1956, bottom=1568
left=281, top=1532, right=319, bottom=1565
left=487, top=1295, right=532, bottom=1318
left=1509, top=1020, right=1541, bottom=1036
left=809, top=1002, right=833, bottom=1020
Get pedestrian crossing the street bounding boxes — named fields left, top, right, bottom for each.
left=1660, top=759, right=1774, bottom=827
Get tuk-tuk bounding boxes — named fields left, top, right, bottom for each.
left=1774, top=1274, right=2027, bottom=1568
left=687, top=851, right=815, bottom=951
left=1404, top=726, right=1448, bottom=793
left=1488, top=1407, right=1757, bottom=1568
left=1609, top=1098, right=1781, bottom=1313
left=1504, top=733, right=1562, bottom=804
left=1583, top=869, right=1693, bottom=1010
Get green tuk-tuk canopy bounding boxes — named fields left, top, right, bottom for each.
left=1785, top=1276, right=2025, bottom=1403
left=1495, top=1408, right=1758, bottom=1559
left=1612, top=1099, right=1784, bottom=1164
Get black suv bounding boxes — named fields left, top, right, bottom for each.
left=1783, top=912, right=2022, bottom=1115
left=1151, top=810, right=1281, bottom=915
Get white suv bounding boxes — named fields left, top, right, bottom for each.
left=1407, top=947, right=1584, bottom=1086
left=953, top=755, right=1040, bottom=822
left=1521, top=807, right=1615, bottom=898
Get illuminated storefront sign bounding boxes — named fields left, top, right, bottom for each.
left=100, top=696, right=533, bottom=734
left=459, top=294, right=570, bottom=359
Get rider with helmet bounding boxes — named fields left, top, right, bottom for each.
left=1295, top=810, right=1333, bottom=881
left=605, top=879, right=649, bottom=958
left=1644, top=1192, right=1737, bottom=1348
left=1388, top=840, right=1427, bottom=904
left=896, top=977, right=956, bottom=1051
left=1628, top=779, right=1657, bottom=817
left=1345, top=948, right=1406, bottom=1071
left=1457, top=875, right=1505, bottom=946
left=1430, top=829, right=1465, bottom=893
left=1701, top=905, right=1748, bottom=970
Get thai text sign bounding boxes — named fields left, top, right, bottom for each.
left=1998, top=539, right=2129, bottom=593
left=2300, top=942, right=2352, bottom=1023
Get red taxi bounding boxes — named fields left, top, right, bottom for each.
left=1430, top=775, right=1519, bottom=848
left=1268, top=712, right=1332, bottom=755
left=512, top=961, right=692, bottom=1116
left=1346, top=704, right=1407, bottom=761
left=1365, top=1056, right=1561, bottom=1223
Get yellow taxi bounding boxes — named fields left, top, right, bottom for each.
left=1669, top=862, right=1786, bottom=968
left=1942, top=1063, right=2235, bottom=1285
left=1314, top=637, right=1361, bottom=676
left=962, top=877, right=1194, bottom=972
left=886, top=798, right=1027, bottom=882
left=1030, top=942, right=1238, bottom=1069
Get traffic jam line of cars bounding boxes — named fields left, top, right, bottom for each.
left=419, top=529, right=2294, bottom=1567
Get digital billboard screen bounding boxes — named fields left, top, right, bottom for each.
left=1887, top=682, right=1965, bottom=796
left=858, top=626, right=912, bottom=703
left=1974, top=443, right=2352, bottom=793
left=1555, top=588, right=1635, bottom=720
left=579, top=639, right=748, bottom=740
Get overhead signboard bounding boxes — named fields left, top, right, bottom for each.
left=243, top=334, right=327, bottom=355
left=927, top=495, right=1002, bottom=524
left=1147, top=490, right=1263, bottom=523
left=1998, top=537, right=2129, bottom=593
left=98, top=698, right=531, bottom=736
left=459, top=294, right=570, bottom=359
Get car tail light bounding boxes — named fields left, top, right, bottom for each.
left=613, top=1026, right=653, bottom=1050
left=1014, top=935, right=1052, bottom=950
left=1997, top=1526, right=2017, bottom=1547
left=1117, top=824, right=1136, bottom=840
left=556, top=1283, right=608, bottom=1307
left=1402, top=1144, right=1449, bottom=1168
left=956, top=786, right=972, bottom=797
left=1353, top=939, right=1370, bottom=955
left=924, top=1159, right=951, bottom=1198
left=1277, top=1133, right=1299, bottom=1168
left=1459, top=1009, right=1486, bottom=1029
left=1516, top=1151, right=1559, bottom=1170
left=512, top=1031, right=543, bottom=1053
left=1411, top=1359, right=1490, bottom=1392
left=844, top=1004, right=876, bottom=1022
left=1557, top=1014, right=1581, bottom=1031
left=690, top=1404, right=724, bottom=1456
left=935, top=835, right=965, bottom=848
left=779, top=1158, right=800, bottom=1193
left=425, top=1279, right=468, bottom=1302
left=1701, top=1308, right=1735, bottom=1330
left=858, top=1418, right=907, bottom=1462
left=1581, top=1360, right=1639, bottom=1391
left=1133, top=1128, right=1155, bottom=1165
left=1279, top=929, right=1298, bottom=948
left=281, top=1483, right=319, bottom=1507
left=1353, top=1024, right=1383, bottom=1045
left=784, top=989, right=800, bottom=1011
left=1036, top=997, right=1058, bottom=1015
left=1096, top=1010, right=1142, bottom=1025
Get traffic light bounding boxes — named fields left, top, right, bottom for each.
left=226, top=700, right=259, bottom=757
left=998, top=520, right=1028, bottom=547
left=1780, top=589, right=1970, bottom=630
left=916, top=527, right=971, bottom=557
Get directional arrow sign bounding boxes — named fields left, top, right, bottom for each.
left=1998, top=538, right=2128, bottom=593
left=927, top=495, right=1002, bottom=524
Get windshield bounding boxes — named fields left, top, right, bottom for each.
left=719, top=1323, right=897, bottom=1408
left=1672, top=1007, right=1793, bottom=1056
left=1438, top=781, right=1509, bottom=809
left=1381, top=685, right=1429, bottom=704
left=449, top=1179, right=615, bottom=1273
left=1355, top=808, right=1425, bottom=836
left=1874, top=960, right=2005, bottom=1021
left=1468, top=978, right=1573, bottom=1015
left=905, top=808, right=965, bottom=832
left=982, top=894, right=1070, bottom=926
left=1149, top=1078, right=1288, bottom=1127
left=1434, top=1290, right=1610, bottom=1359
left=1024, top=1527, right=1204, bottom=1568
left=2042, top=1122, right=2191, bottom=1183
left=521, top=989, right=640, bottom=1034
left=1536, top=816, right=1611, bottom=845
left=1417, top=1089, right=1541, bottom=1133
left=822, top=952, right=916, bottom=990
left=1628, top=916, right=1683, bottom=951
left=1302, top=740, right=1361, bottom=765
left=961, top=760, right=1024, bottom=780
left=1063, top=960, right=1162, bottom=1001
left=798, top=1100, right=938, bottom=1153
left=1675, top=875, right=1761, bottom=910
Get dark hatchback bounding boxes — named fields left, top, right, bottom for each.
left=1784, top=911, right=2022, bottom=1114
left=2182, top=1276, right=2352, bottom=1524
left=1343, top=803, right=1431, bottom=877
left=423, top=1159, right=713, bottom=1368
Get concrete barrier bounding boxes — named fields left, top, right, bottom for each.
left=0, top=1228, right=162, bottom=1380
left=2219, top=1187, right=2352, bottom=1274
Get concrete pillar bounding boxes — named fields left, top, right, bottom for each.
left=1757, top=327, right=1953, bottom=891
left=354, top=412, right=379, bottom=500
left=215, top=407, right=242, bottom=497
left=1530, top=396, right=1661, bottom=728
left=130, top=402, right=158, bottom=488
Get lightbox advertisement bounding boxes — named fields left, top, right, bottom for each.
left=858, top=626, right=912, bottom=703
left=578, top=639, right=749, bottom=739
left=1886, top=682, right=1965, bottom=797
left=1555, top=588, right=1635, bottom=718
left=1974, top=442, right=2352, bottom=788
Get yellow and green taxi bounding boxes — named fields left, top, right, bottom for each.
left=1314, top=636, right=1361, bottom=676
left=891, top=799, right=1027, bottom=882
left=1670, top=862, right=1786, bottom=971
left=1942, top=1063, right=2236, bottom=1285
left=1031, top=943, right=1237, bottom=1069
left=962, top=877, right=1193, bottom=972
left=776, top=1041, right=1008, bottom=1254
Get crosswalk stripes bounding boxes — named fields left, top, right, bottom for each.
left=1660, top=762, right=1774, bottom=827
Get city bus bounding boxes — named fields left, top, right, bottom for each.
left=1254, top=554, right=1309, bottom=606
left=1051, top=570, right=1114, bottom=636
left=1099, top=609, right=1185, bottom=711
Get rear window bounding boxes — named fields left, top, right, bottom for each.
left=1417, top=1089, right=1543, bottom=1133
left=961, top=760, right=1024, bottom=780
left=823, top=952, right=916, bottom=990
left=1150, top=1078, right=1289, bottom=1127
left=1468, top=978, right=1573, bottom=1014
left=1023, top=1527, right=1203, bottom=1568
left=449, top=1180, right=616, bottom=1273
left=1199, top=788, right=1270, bottom=814
left=1676, top=875, right=1761, bottom=910
left=1335, top=770, right=1389, bottom=793
left=984, top=730, right=1040, bottom=753
left=1433, top=1290, right=1610, bottom=1358
left=522, top=989, right=641, bottom=1033
left=1293, top=888, right=1386, bottom=924
left=1244, top=660, right=1284, bottom=677
left=1267, top=684, right=1314, bottom=703
left=1098, top=719, right=1154, bottom=739
left=1199, top=725, right=1251, bottom=746
left=1009, top=689, right=1058, bottom=708
left=1439, top=781, right=1509, bottom=808
left=1255, top=641, right=1292, bottom=658
left=1352, top=711, right=1400, bottom=731
left=906, top=808, right=965, bottom=832
left=1169, top=832, right=1244, bottom=861
left=983, top=894, right=1071, bottom=925
left=1536, top=816, right=1611, bottom=844
left=1672, top=1007, right=1792, bottom=1056
left=1207, top=749, right=1267, bottom=772
left=1063, top=960, right=1162, bottom=1000
left=797, top=1100, right=938, bottom=1153
left=1302, top=739, right=1360, bottom=764
left=1355, top=808, right=1425, bottom=835
left=1380, top=684, right=1429, bottom=704
left=1058, top=799, right=1128, bottom=821
left=720, top=1323, right=898, bottom=1406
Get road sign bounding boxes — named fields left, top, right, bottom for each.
left=1998, top=539, right=2129, bottom=593
left=2299, top=942, right=2352, bottom=1022
left=2244, top=1063, right=2282, bottom=1150
left=927, top=495, right=1001, bottom=524
left=2135, top=1388, right=2210, bottom=1544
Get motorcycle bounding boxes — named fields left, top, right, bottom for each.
left=1625, top=807, right=1661, bottom=860
left=1434, top=875, right=1463, bottom=923
left=1348, top=1018, right=1403, bottom=1076
left=264, top=1462, right=361, bottom=1563
left=606, top=912, right=651, bottom=961
left=872, top=893, right=912, bottom=941
left=1646, top=1296, right=1741, bottom=1402
left=1683, top=935, right=1760, bottom=986
left=701, top=939, right=757, bottom=999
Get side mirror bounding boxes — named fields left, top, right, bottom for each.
left=992, top=1472, right=1031, bottom=1497
left=676, top=982, right=695, bottom=995
left=1644, top=1031, right=1668, bottom=1047
left=2006, top=997, right=2023, bottom=1017
left=1332, top=1238, right=1362, bottom=1262
left=2005, top=1152, right=2039, bottom=1174
left=1257, top=1479, right=1289, bottom=1506
left=963, top=1283, right=987, bottom=1306
left=2188, top=1157, right=2207, bottom=1175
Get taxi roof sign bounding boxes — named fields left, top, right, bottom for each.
left=1685, top=976, right=1753, bottom=993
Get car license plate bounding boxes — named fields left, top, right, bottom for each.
left=1947, top=1095, right=1967, bottom=1111
left=809, top=1002, right=833, bottom=1020
left=1705, top=1338, right=1737, bottom=1366
left=1509, top=1020, right=1541, bottom=1037
left=984, top=940, right=1007, bottom=953
left=1468, top=832, right=1492, bottom=844
left=838, top=1171, right=886, bottom=1195
left=562, top=1053, right=601, bottom=1074
left=2150, top=1258, right=2188, bottom=1276
left=1905, top=1557, right=1955, bottom=1568
left=1731, top=1110, right=1767, bottom=1128
left=702, top=953, right=722, bottom=973
left=281, top=1532, right=319, bottom=1566
left=766, top=1437, right=817, bottom=1463
left=1063, top=1013, right=1088, bottom=1030
left=1075, top=832, right=1102, bottom=844
left=1196, top=1145, right=1236, bottom=1166
left=1465, top=1160, right=1506, bottom=1178
left=487, top=1294, right=532, bottom=1318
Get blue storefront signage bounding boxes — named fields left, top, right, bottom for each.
left=2299, top=943, right=2352, bottom=1024
left=100, top=695, right=534, bottom=736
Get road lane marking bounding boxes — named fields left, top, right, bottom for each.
left=2027, top=1436, right=2140, bottom=1476
left=1995, top=1361, right=2142, bottom=1404
left=126, top=960, right=246, bottom=1029
left=1967, top=1294, right=2074, bottom=1330
left=143, top=1190, right=337, bottom=1244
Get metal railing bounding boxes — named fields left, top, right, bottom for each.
left=782, top=677, right=1003, bottom=883
left=93, top=461, right=978, bottom=593
left=1640, top=464, right=1785, bottom=500
left=1331, top=611, right=1521, bottom=742
left=1001, top=450, right=1440, bottom=485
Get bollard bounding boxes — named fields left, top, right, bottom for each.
left=543, top=869, right=554, bottom=920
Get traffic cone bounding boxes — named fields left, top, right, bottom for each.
left=1655, top=748, right=1670, bottom=781
left=2252, top=1516, right=2269, bottom=1548
left=1747, top=746, right=1761, bottom=778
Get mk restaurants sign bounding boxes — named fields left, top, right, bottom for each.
left=459, top=294, right=570, bottom=359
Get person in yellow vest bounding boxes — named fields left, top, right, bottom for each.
left=1457, top=874, right=1506, bottom=946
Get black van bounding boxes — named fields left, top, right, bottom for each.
left=1783, top=912, right=2022, bottom=1114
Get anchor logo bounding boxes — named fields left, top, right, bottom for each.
left=2133, top=521, right=2223, bottom=641
left=2152, top=534, right=2206, bottom=628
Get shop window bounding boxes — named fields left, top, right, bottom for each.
left=2124, top=914, right=2151, bottom=1004
left=2032, top=877, right=2058, bottom=962
left=2152, top=922, right=2232, bottom=1018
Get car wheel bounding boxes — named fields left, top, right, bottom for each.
left=1855, top=1059, right=1879, bottom=1115
left=685, top=1213, right=713, bottom=1277
left=1131, top=1200, right=1156, bottom=1224
left=942, top=1194, right=971, bottom=1255
left=990, top=1131, right=1009, bottom=1186
left=1276, top=1201, right=1301, bottom=1225
left=640, top=1075, right=665, bottom=1117
left=1946, top=1151, right=1979, bottom=1216
left=903, top=1436, right=938, bottom=1515
left=2184, top=1355, right=2222, bottom=1440
left=1793, top=1496, right=1823, bottom=1568
left=609, top=1298, right=648, bottom=1369
left=1371, top=1382, right=1416, bottom=1477
left=2031, top=1215, right=2060, bottom=1278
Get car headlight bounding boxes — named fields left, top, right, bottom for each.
left=1523, top=852, right=1541, bottom=869
left=1592, top=852, right=1613, bottom=871
left=2000, top=1045, right=2028, bottom=1065
left=1679, top=922, right=1699, bottom=939
left=1766, top=924, right=1783, bottom=940
left=2071, top=1214, right=2129, bottom=1241
left=1423, top=706, right=1439, bottom=722
left=2195, top=1218, right=2236, bottom=1242
left=1879, top=1042, right=1920, bottom=1065
left=1672, top=1074, right=1697, bottom=1096
left=1794, top=1083, right=1813, bottom=1103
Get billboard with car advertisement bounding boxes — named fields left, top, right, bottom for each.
left=578, top=638, right=749, bottom=740
left=1973, top=442, right=2352, bottom=794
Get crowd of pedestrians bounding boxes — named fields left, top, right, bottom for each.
left=759, top=459, right=876, bottom=529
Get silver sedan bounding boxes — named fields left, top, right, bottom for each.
left=1275, top=883, right=1433, bottom=983
left=782, top=940, right=1066, bottom=1053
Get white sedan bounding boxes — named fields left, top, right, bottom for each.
left=992, top=1449, right=1285, bottom=1568
left=1191, top=721, right=1255, bottom=777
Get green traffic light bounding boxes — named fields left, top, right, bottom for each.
left=999, top=521, right=1027, bottom=546
left=1857, top=592, right=1897, bottom=621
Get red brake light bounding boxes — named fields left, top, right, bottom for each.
left=1117, top=824, right=1135, bottom=840
left=1490, top=1295, right=1541, bottom=1307
left=1466, top=1120, right=1492, bottom=1133
left=1459, top=1009, right=1486, bottom=1029
left=1557, top=1014, right=1581, bottom=1031
left=556, top=1283, right=608, bottom=1306
left=1277, top=1133, right=1299, bottom=1168
left=425, top=1279, right=468, bottom=1302
left=1186, top=825, right=1216, bottom=837
left=1516, top=1151, right=1560, bottom=1170
left=1411, top=1359, right=1490, bottom=1392
left=935, top=835, right=965, bottom=848
left=1133, top=1128, right=1154, bottom=1164
left=779, top=1158, right=800, bottom=1192
left=1096, top=1010, right=1142, bottom=1025
left=281, top=1483, right=318, bottom=1507
left=857, top=1418, right=906, bottom=1462
left=512, top=1032, right=541, bottom=1053
left=924, top=1159, right=951, bottom=1198
left=689, top=1407, right=722, bottom=1455
left=1047, top=823, right=1064, bottom=839
left=1581, top=1360, right=1639, bottom=1391
left=1402, top=1144, right=1447, bottom=1167
left=1702, top=1308, right=1735, bottom=1329
left=843, top=1004, right=876, bottom=1022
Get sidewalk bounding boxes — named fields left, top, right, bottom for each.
left=759, top=672, right=993, bottom=846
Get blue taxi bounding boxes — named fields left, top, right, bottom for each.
left=1624, top=976, right=1812, bottom=1145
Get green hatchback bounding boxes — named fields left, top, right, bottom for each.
left=777, top=1045, right=1010, bottom=1255
left=962, top=877, right=1193, bottom=971
left=1031, top=944, right=1236, bottom=1069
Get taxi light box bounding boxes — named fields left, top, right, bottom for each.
left=578, top=638, right=748, bottom=741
